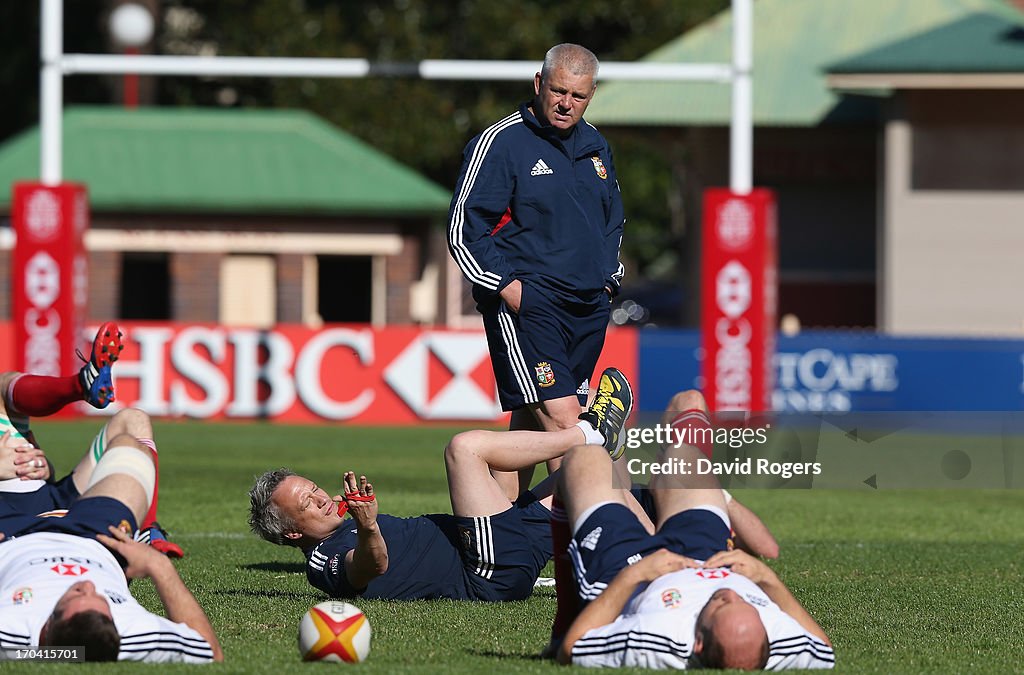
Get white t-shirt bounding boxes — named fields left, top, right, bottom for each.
left=0, top=532, right=214, bottom=663
left=571, top=567, right=834, bottom=670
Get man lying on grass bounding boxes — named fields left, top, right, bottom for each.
left=0, top=322, right=184, bottom=557
left=552, top=389, right=834, bottom=670
left=248, top=368, right=635, bottom=602
left=249, top=371, right=779, bottom=605
left=0, top=413, right=221, bottom=662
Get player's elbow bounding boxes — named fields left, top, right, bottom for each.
left=556, top=639, right=575, bottom=665
left=374, top=554, right=389, bottom=576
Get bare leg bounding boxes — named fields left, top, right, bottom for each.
left=559, top=444, right=632, bottom=532
left=446, top=424, right=587, bottom=517
left=71, top=408, right=153, bottom=494
left=78, top=434, right=154, bottom=527
left=492, top=395, right=584, bottom=500
left=650, top=391, right=727, bottom=529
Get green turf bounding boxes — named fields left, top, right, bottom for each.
left=7, top=419, right=1024, bottom=673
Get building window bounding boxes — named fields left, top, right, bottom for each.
left=318, top=255, right=371, bottom=323
left=913, top=125, right=1024, bottom=191
left=120, top=252, right=170, bottom=319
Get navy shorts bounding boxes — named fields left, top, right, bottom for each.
left=570, top=503, right=731, bottom=602
left=454, top=492, right=553, bottom=601
left=0, top=473, right=81, bottom=518
left=0, top=495, right=137, bottom=542
left=479, top=281, right=610, bottom=411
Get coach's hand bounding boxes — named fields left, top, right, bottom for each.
left=704, top=549, right=778, bottom=586
left=98, top=524, right=173, bottom=579
left=342, top=471, right=378, bottom=529
left=499, top=279, right=523, bottom=314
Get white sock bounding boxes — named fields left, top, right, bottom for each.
left=576, top=420, right=605, bottom=446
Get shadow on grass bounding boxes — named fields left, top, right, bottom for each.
left=468, top=649, right=549, bottom=661
left=243, top=561, right=307, bottom=574
left=210, top=587, right=316, bottom=601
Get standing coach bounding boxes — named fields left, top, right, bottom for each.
left=447, top=43, right=625, bottom=499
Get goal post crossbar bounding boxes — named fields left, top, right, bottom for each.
left=40, top=0, right=753, bottom=191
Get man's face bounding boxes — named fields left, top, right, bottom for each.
left=533, top=67, right=596, bottom=135
left=694, top=588, right=768, bottom=669
left=51, top=581, right=112, bottom=622
left=273, top=475, right=344, bottom=544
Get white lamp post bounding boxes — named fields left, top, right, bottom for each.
left=108, top=3, right=154, bottom=108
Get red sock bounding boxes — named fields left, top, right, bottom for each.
left=550, top=495, right=580, bottom=642
left=137, top=438, right=160, bottom=530
left=7, top=373, right=83, bottom=417
left=669, top=409, right=714, bottom=459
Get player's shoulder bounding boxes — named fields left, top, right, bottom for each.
left=117, top=611, right=215, bottom=663
left=581, top=120, right=613, bottom=151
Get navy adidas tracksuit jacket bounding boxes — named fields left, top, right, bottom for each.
left=447, top=102, right=625, bottom=308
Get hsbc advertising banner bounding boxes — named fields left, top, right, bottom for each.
left=20, top=323, right=637, bottom=424
left=11, top=183, right=89, bottom=384
left=700, top=189, right=778, bottom=412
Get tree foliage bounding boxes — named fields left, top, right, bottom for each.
left=3, top=0, right=729, bottom=288
left=157, top=0, right=727, bottom=283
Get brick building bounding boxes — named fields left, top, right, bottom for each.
left=0, top=106, right=452, bottom=328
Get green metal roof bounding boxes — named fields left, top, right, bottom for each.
left=829, top=12, right=1024, bottom=73
left=586, top=0, right=1021, bottom=127
left=0, top=106, right=451, bottom=215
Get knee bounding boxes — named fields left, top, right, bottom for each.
left=563, top=444, right=606, bottom=474
left=105, top=433, right=154, bottom=461
left=444, top=430, right=479, bottom=465
left=110, top=407, right=153, bottom=436
left=0, top=372, right=17, bottom=410
left=666, top=390, right=707, bottom=415
left=550, top=413, right=581, bottom=431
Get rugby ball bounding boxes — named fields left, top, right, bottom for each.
left=297, top=601, right=372, bottom=663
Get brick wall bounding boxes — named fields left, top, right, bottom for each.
left=276, top=254, right=305, bottom=323
left=87, top=250, right=121, bottom=321
left=385, top=234, right=419, bottom=324
left=171, top=252, right=221, bottom=321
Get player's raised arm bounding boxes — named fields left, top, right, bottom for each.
left=725, top=491, right=780, bottom=559
left=558, top=549, right=699, bottom=664
left=341, top=472, right=388, bottom=589
left=98, top=525, right=224, bottom=661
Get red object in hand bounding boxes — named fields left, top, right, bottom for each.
left=335, top=490, right=375, bottom=517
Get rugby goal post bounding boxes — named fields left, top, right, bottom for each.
left=18, top=0, right=771, bottom=412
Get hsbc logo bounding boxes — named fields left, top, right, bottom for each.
left=713, top=261, right=754, bottom=411
left=384, top=333, right=501, bottom=419
left=696, top=569, right=730, bottom=579
left=25, top=190, right=61, bottom=242
left=107, top=326, right=506, bottom=422
left=51, top=563, right=89, bottom=576
left=716, top=199, right=753, bottom=250
left=25, top=252, right=60, bottom=309
left=716, top=261, right=751, bottom=319
left=23, top=252, right=62, bottom=377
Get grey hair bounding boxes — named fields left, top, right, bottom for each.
left=248, top=468, right=298, bottom=546
left=540, top=43, right=599, bottom=83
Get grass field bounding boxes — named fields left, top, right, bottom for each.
left=9, top=418, right=1024, bottom=674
